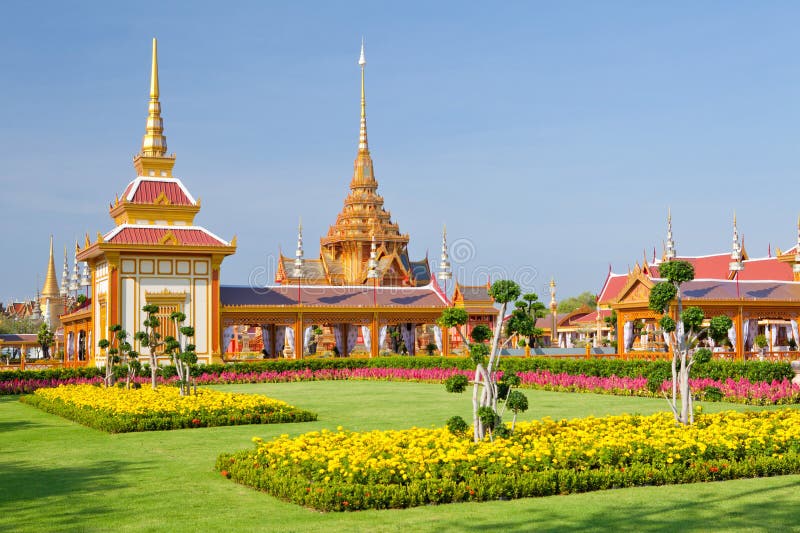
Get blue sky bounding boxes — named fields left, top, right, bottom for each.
left=2, top=1, right=800, bottom=303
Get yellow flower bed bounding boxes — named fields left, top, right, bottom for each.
left=218, top=409, right=800, bottom=511
left=22, top=384, right=317, bottom=432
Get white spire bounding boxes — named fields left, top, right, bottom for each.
left=358, top=38, right=366, bottom=66
left=60, top=246, right=69, bottom=297
left=729, top=212, right=743, bottom=272
left=69, top=244, right=80, bottom=293
left=664, top=208, right=676, bottom=260
left=367, top=233, right=379, bottom=279
left=358, top=39, right=368, bottom=152
left=438, top=224, right=451, bottom=280
left=293, top=218, right=304, bottom=278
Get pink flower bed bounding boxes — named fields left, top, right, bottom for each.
left=7, top=367, right=800, bottom=405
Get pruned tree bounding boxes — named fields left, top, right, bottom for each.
left=99, top=325, right=140, bottom=389
left=438, top=307, right=469, bottom=348
left=470, top=324, right=492, bottom=344
left=135, top=304, right=164, bottom=390
left=506, top=292, right=546, bottom=347
left=162, top=311, right=197, bottom=396
left=648, top=260, right=732, bottom=425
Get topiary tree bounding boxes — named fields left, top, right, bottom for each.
left=162, top=311, right=197, bottom=396
left=470, top=324, right=492, bottom=344
left=437, top=307, right=469, bottom=348
left=466, top=279, right=521, bottom=441
left=504, top=390, right=529, bottom=431
left=506, top=293, right=546, bottom=348
left=97, top=324, right=139, bottom=388
left=135, top=304, right=164, bottom=390
left=648, top=260, right=732, bottom=425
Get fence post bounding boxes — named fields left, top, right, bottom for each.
left=585, top=344, right=591, bottom=359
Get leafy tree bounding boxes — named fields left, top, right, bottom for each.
left=0, top=315, right=42, bottom=334
left=648, top=260, right=732, bottom=425
left=99, top=325, right=140, bottom=389
left=469, top=325, right=492, bottom=344
left=162, top=312, right=197, bottom=396
left=505, top=391, right=529, bottom=431
left=437, top=308, right=469, bottom=347
left=37, top=322, right=54, bottom=359
left=135, top=304, right=164, bottom=390
left=557, top=291, right=597, bottom=313
left=506, top=293, right=546, bottom=347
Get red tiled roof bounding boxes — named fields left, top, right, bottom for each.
left=573, top=309, right=612, bottom=323
left=220, top=284, right=448, bottom=308
left=122, top=178, right=195, bottom=206
left=737, top=257, right=793, bottom=281
left=104, top=226, right=228, bottom=246
left=597, top=273, right=627, bottom=304
left=674, top=254, right=731, bottom=279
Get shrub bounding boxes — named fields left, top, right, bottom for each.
left=446, top=416, right=469, bottom=435
left=694, top=348, right=712, bottom=365
left=444, top=374, right=469, bottom=393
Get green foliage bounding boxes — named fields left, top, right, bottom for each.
left=444, top=374, right=469, bottom=393
left=488, top=280, right=521, bottom=304
left=425, top=342, right=438, bottom=356
left=506, top=391, right=529, bottom=413
left=469, top=343, right=490, bottom=367
left=477, top=406, right=499, bottom=431
left=446, top=415, right=469, bottom=435
left=500, top=371, right=521, bottom=387
left=755, top=335, right=768, bottom=349
left=659, top=260, right=695, bottom=284
left=0, top=315, right=42, bottom=334
left=470, top=325, right=492, bottom=343
left=557, top=291, right=597, bottom=313
left=708, top=316, right=733, bottom=344
left=701, top=386, right=724, bottom=402
left=659, top=315, right=676, bottom=333
left=437, top=308, right=469, bottom=328
left=682, top=306, right=705, bottom=332
left=693, top=348, right=712, bottom=365
left=37, top=322, right=55, bottom=358
left=648, top=282, right=677, bottom=313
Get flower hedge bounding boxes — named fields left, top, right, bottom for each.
left=217, top=409, right=800, bottom=511
left=20, top=384, right=317, bottom=433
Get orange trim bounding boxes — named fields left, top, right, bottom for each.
left=211, top=268, right=220, bottom=354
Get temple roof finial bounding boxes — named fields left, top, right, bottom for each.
left=42, top=235, right=60, bottom=297
left=730, top=212, right=743, bottom=272
left=141, top=38, right=167, bottom=157
left=358, top=39, right=368, bottom=153
left=134, top=38, right=175, bottom=176
left=664, top=207, right=676, bottom=260
left=438, top=224, right=451, bottom=281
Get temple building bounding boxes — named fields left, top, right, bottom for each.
left=220, top=42, right=448, bottom=359
left=600, top=211, right=800, bottom=359
left=58, top=40, right=453, bottom=366
left=62, top=39, right=237, bottom=366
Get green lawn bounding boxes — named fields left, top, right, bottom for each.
left=0, top=381, right=797, bottom=532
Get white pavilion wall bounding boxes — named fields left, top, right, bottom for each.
left=118, top=255, right=213, bottom=362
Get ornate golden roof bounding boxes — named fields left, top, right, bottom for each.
left=321, top=43, right=409, bottom=269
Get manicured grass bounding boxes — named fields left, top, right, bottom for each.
left=0, top=381, right=797, bottom=532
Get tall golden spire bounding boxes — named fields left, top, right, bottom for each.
left=42, top=235, right=60, bottom=297
left=358, top=39, right=368, bottom=153
left=133, top=38, right=176, bottom=177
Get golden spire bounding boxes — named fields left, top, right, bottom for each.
left=133, top=38, right=175, bottom=177
left=42, top=235, right=60, bottom=297
left=358, top=38, right=368, bottom=153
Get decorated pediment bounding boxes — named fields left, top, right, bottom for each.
left=614, top=272, right=655, bottom=304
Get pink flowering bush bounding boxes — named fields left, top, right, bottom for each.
left=7, top=366, right=800, bottom=405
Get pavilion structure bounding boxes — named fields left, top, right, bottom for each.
left=220, top=43, right=448, bottom=359
left=61, top=38, right=237, bottom=366
left=600, top=212, right=800, bottom=360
